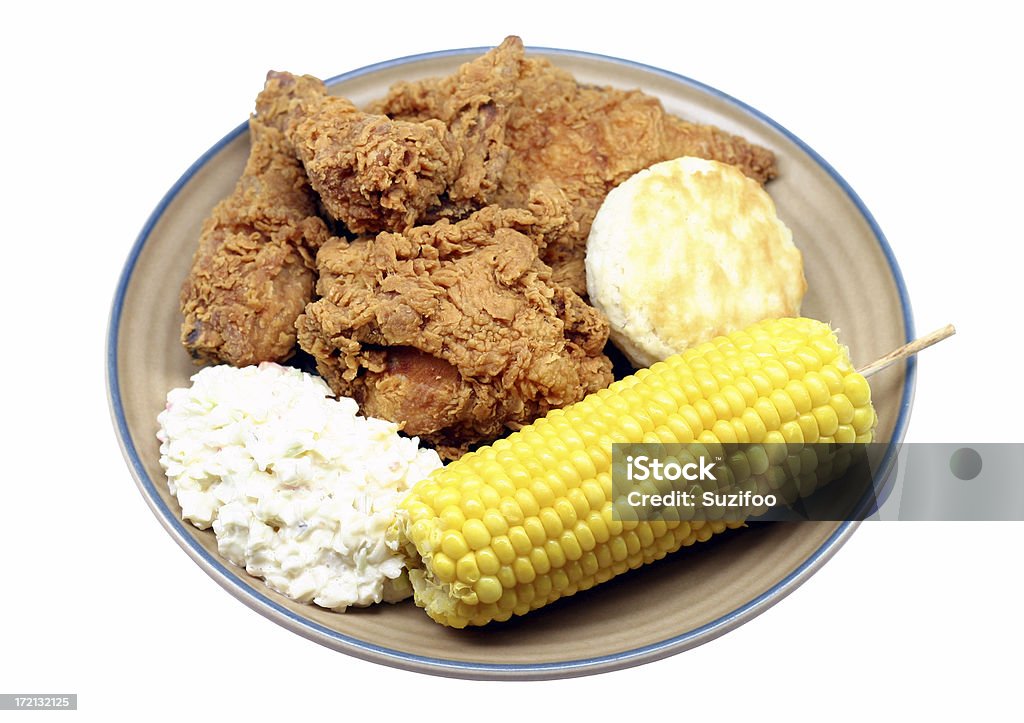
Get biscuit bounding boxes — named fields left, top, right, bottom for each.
left=585, top=156, right=805, bottom=368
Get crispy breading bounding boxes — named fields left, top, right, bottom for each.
left=287, top=94, right=455, bottom=234
left=296, top=192, right=612, bottom=458
left=285, top=40, right=522, bottom=234
left=179, top=73, right=329, bottom=365
left=253, top=71, right=328, bottom=133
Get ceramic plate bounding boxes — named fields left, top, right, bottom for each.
left=108, top=45, right=915, bottom=680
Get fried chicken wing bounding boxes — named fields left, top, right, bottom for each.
left=296, top=192, right=613, bottom=458
left=366, top=39, right=519, bottom=217
left=373, top=36, right=778, bottom=293
left=287, top=95, right=455, bottom=234
left=254, top=71, right=328, bottom=133
left=285, top=41, right=522, bottom=235
left=409, top=37, right=521, bottom=211
left=180, top=73, right=329, bottom=366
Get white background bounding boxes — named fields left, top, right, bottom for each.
left=2, top=1, right=1019, bottom=719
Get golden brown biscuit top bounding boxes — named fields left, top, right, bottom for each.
left=586, top=156, right=805, bottom=367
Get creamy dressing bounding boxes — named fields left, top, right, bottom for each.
left=157, top=362, right=442, bottom=611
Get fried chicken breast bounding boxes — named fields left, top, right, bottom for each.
left=296, top=192, right=613, bottom=458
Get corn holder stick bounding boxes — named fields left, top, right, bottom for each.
left=857, top=324, right=956, bottom=378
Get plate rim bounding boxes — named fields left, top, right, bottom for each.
left=106, top=44, right=917, bottom=680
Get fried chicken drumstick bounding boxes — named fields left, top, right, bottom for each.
left=296, top=192, right=613, bottom=458
left=179, top=72, right=329, bottom=365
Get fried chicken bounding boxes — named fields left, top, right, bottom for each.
left=373, top=36, right=778, bottom=293
left=287, top=94, right=456, bottom=234
left=409, top=38, right=519, bottom=213
left=180, top=41, right=780, bottom=456
left=284, top=41, right=521, bottom=235
left=296, top=191, right=613, bottom=458
left=179, top=73, right=330, bottom=366
left=253, top=71, right=328, bottom=133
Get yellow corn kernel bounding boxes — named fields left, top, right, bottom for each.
left=741, top=408, right=767, bottom=443
left=813, top=406, right=840, bottom=439
left=508, top=526, right=532, bottom=556
left=491, top=535, right=516, bottom=565
left=566, top=488, right=590, bottom=520
left=820, top=365, right=845, bottom=394
left=431, top=552, right=456, bottom=584
left=439, top=505, right=466, bottom=531
left=852, top=406, right=875, bottom=435
left=785, top=379, right=813, bottom=414
left=433, top=488, right=460, bottom=511
left=440, top=530, right=469, bottom=560
left=796, top=346, right=822, bottom=372
left=835, top=424, right=857, bottom=444
left=484, top=565, right=509, bottom=590
left=762, top=359, right=790, bottom=389
left=769, top=389, right=798, bottom=422
left=513, top=557, right=537, bottom=584
left=574, top=521, right=597, bottom=552
left=514, top=488, right=539, bottom=517
left=711, top=419, right=738, bottom=444
left=587, top=511, right=610, bottom=543
left=545, top=538, right=567, bottom=569
left=498, top=588, right=518, bottom=611
left=539, top=508, right=563, bottom=538
left=679, top=406, right=705, bottom=436
left=665, top=414, right=696, bottom=444
left=797, top=413, right=820, bottom=443
left=462, top=519, right=491, bottom=551
left=524, top=517, right=547, bottom=546
left=530, top=479, right=556, bottom=508
left=554, top=498, right=578, bottom=528
left=476, top=547, right=500, bottom=576
left=843, top=374, right=872, bottom=408
left=780, top=420, right=804, bottom=445
left=461, top=495, right=486, bottom=520
left=529, top=547, right=551, bottom=576
left=475, top=576, right=503, bottom=605
left=755, top=397, right=782, bottom=431
left=727, top=424, right=749, bottom=447
left=803, top=372, right=831, bottom=407
left=830, top=394, right=855, bottom=425
left=456, top=553, right=480, bottom=584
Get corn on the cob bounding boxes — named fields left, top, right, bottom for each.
left=392, top=317, right=877, bottom=627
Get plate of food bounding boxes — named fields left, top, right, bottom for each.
left=108, top=36, right=915, bottom=679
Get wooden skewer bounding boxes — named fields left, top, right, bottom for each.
left=857, top=323, right=956, bottom=377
